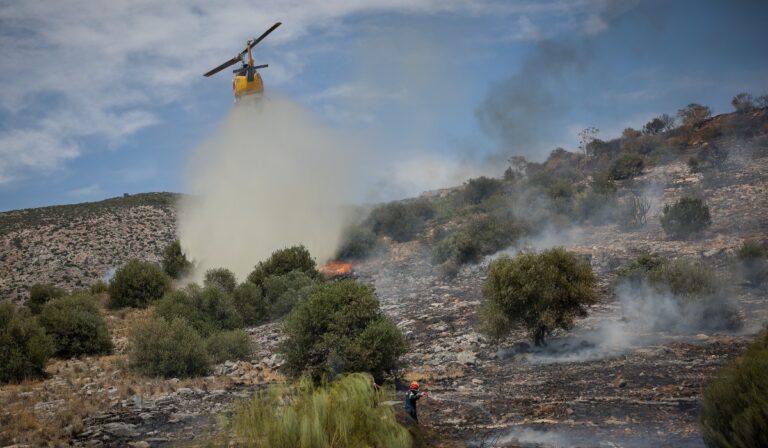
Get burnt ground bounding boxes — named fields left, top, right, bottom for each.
left=8, top=148, right=766, bottom=448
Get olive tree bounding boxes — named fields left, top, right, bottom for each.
left=478, top=247, right=597, bottom=346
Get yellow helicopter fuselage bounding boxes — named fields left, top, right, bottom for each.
left=233, top=72, right=263, bottom=98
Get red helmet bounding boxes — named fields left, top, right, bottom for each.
left=409, top=382, right=420, bottom=391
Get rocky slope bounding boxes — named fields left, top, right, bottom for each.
left=0, top=193, right=179, bottom=302
left=2, top=113, right=768, bottom=447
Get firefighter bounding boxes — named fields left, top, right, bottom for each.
left=404, top=381, right=427, bottom=423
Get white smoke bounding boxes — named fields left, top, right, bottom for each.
left=178, top=95, right=365, bottom=281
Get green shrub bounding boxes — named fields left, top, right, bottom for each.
left=0, top=302, right=54, bottom=383
left=262, top=270, right=318, bottom=320
left=701, top=330, right=768, bottom=448
left=737, top=240, right=768, bottom=287
left=230, top=373, right=411, bottom=448
left=127, top=316, right=210, bottom=378
left=108, top=260, right=170, bottom=309
left=279, top=280, right=406, bottom=383
left=660, top=197, right=712, bottom=238
left=616, top=253, right=667, bottom=285
left=609, top=154, right=645, bottom=180
left=204, top=268, right=237, bottom=294
left=479, top=248, right=597, bottom=346
left=335, top=225, right=378, bottom=260
left=431, top=215, right=523, bottom=266
left=155, top=284, right=242, bottom=337
left=233, top=282, right=267, bottom=326
left=247, top=245, right=319, bottom=287
left=27, top=283, right=65, bottom=314
left=206, top=329, right=253, bottom=364
left=89, top=280, right=109, bottom=294
left=366, top=199, right=434, bottom=242
left=162, top=240, right=191, bottom=279
left=38, top=294, right=112, bottom=358
left=462, top=176, right=504, bottom=205
left=590, top=171, right=617, bottom=195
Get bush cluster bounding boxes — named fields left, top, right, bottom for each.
left=609, top=154, right=645, bottom=180
left=431, top=215, right=523, bottom=268
left=27, top=283, right=65, bottom=314
left=247, top=245, right=319, bottom=287
left=701, top=329, right=768, bottom=448
left=108, top=260, right=170, bottom=309
left=616, top=255, right=741, bottom=331
left=229, top=373, right=411, bottom=448
left=335, top=224, right=378, bottom=260
left=38, top=293, right=113, bottom=358
left=0, top=302, right=54, bottom=383
left=204, top=268, right=237, bottom=294
left=659, top=197, right=712, bottom=238
left=279, top=280, right=406, bottom=383
left=205, top=329, right=253, bottom=364
left=478, top=248, right=597, bottom=346
left=155, top=284, right=243, bottom=337
left=366, top=199, right=434, bottom=242
left=461, top=176, right=505, bottom=205
left=616, top=193, right=652, bottom=229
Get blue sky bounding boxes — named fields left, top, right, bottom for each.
left=1, top=0, right=767, bottom=211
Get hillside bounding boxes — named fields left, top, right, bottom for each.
left=1, top=107, right=768, bottom=447
left=0, top=193, right=179, bottom=301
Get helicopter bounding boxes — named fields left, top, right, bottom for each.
left=203, top=22, right=282, bottom=100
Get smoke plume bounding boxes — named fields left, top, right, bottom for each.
left=178, top=95, right=364, bottom=281
left=477, top=41, right=592, bottom=161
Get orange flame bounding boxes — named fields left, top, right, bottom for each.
left=319, top=260, right=353, bottom=277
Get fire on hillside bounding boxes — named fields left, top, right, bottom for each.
left=318, top=260, right=354, bottom=278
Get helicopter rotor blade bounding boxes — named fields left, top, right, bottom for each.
left=253, top=64, right=268, bottom=69
left=242, top=22, right=282, bottom=54
left=203, top=55, right=241, bottom=77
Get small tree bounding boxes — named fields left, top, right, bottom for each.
left=27, top=283, right=65, bottom=314
left=39, top=294, right=113, bottom=358
left=701, top=330, right=768, bottom=447
left=0, top=302, right=54, bottom=383
left=479, top=248, right=596, bottom=346
left=108, top=260, right=170, bottom=309
left=678, top=103, right=712, bottom=127
left=642, top=114, right=674, bottom=135
left=262, top=270, right=318, bottom=320
left=204, top=268, right=237, bottom=294
left=660, top=197, right=712, bottom=238
left=247, top=245, right=319, bottom=287
left=731, top=92, right=755, bottom=113
left=128, top=317, right=210, bottom=378
left=162, top=240, right=191, bottom=279
left=279, top=280, right=406, bottom=383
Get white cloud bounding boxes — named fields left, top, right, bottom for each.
left=0, top=0, right=611, bottom=184
left=67, top=183, right=103, bottom=198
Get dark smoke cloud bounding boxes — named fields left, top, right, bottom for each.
left=477, top=41, right=593, bottom=162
